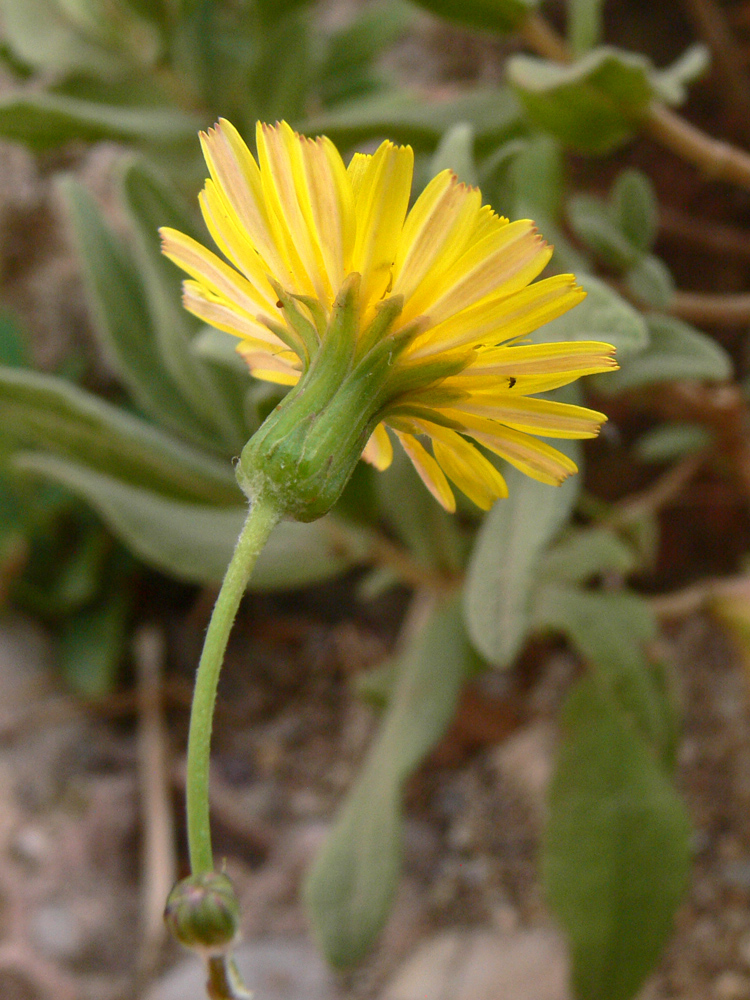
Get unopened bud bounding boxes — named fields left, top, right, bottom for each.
left=164, top=872, right=240, bottom=956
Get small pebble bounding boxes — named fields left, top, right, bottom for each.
left=713, top=971, right=750, bottom=1000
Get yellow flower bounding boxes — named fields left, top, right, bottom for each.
left=161, top=119, right=617, bottom=515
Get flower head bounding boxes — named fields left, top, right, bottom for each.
left=161, top=119, right=617, bottom=516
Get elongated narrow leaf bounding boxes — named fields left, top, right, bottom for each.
left=0, top=0, right=127, bottom=76
left=59, top=176, right=224, bottom=449
left=0, top=367, right=237, bottom=505
left=302, top=88, right=523, bottom=152
left=537, top=273, right=648, bottom=359
left=533, top=586, right=672, bottom=758
left=317, top=0, right=414, bottom=106
left=14, top=452, right=366, bottom=589
left=0, top=91, right=200, bottom=152
left=612, top=169, right=657, bottom=253
left=635, top=422, right=712, bottom=463
left=374, top=445, right=464, bottom=573
left=568, top=0, right=605, bottom=56
left=464, top=441, right=580, bottom=667
left=410, top=0, right=538, bottom=34
left=305, top=596, right=474, bottom=966
left=597, top=314, right=732, bottom=393
left=119, top=158, right=248, bottom=452
left=544, top=677, right=691, bottom=1000
left=540, top=527, right=637, bottom=583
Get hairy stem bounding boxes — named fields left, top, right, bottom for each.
left=186, top=495, right=281, bottom=874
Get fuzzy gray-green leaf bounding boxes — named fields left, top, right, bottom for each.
left=14, top=452, right=366, bottom=590
left=544, top=677, right=691, bottom=1000
left=0, top=367, right=237, bottom=505
left=305, top=596, right=473, bottom=966
left=464, top=442, right=580, bottom=667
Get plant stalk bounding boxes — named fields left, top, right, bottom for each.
left=186, top=494, right=281, bottom=875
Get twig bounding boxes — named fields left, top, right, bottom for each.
left=520, top=11, right=750, bottom=194
left=605, top=451, right=707, bottom=527
left=645, top=102, right=750, bottom=191
left=659, top=204, right=750, bottom=262
left=134, top=625, right=177, bottom=981
left=670, top=289, right=750, bottom=325
left=682, top=0, right=750, bottom=137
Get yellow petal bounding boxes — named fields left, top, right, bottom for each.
left=401, top=220, right=552, bottom=327
left=350, top=140, right=414, bottom=312
left=200, top=120, right=294, bottom=286
left=256, top=121, right=330, bottom=302
left=448, top=413, right=579, bottom=485
left=347, top=151, right=372, bottom=199
left=391, top=170, right=483, bottom=302
left=406, top=274, right=586, bottom=359
left=299, top=135, right=356, bottom=293
left=361, top=422, right=393, bottom=470
left=442, top=396, right=608, bottom=438
left=198, top=182, right=277, bottom=307
left=393, top=429, right=455, bottom=511
left=160, top=227, right=271, bottom=315
left=236, top=344, right=301, bottom=385
left=182, top=281, right=288, bottom=349
left=425, top=424, right=509, bottom=509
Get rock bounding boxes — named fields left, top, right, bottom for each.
left=30, top=903, right=87, bottom=962
left=0, top=615, right=56, bottom=718
left=713, top=970, right=750, bottom=999
left=490, top=721, right=556, bottom=822
left=379, top=927, right=570, bottom=1000
left=144, top=937, right=342, bottom=1000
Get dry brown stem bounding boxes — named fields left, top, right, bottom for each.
left=134, top=625, right=177, bottom=980
left=520, top=11, right=750, bottom=194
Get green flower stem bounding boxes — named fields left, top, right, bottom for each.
left=186, top=494, right=281, bottom=875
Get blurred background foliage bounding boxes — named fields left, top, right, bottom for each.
left=1, top=0, right=749, bottom=997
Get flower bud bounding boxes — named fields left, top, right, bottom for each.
left=164, top=872, right=240, bottom=956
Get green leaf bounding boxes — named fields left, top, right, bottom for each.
left=463, top=441, right=580, bottom=667
left=625, top=255, right=675, bottom=310
left=192, top=326, right=249, bottom=375
left=507, top=133, right=563, bottom=222
left=0, top=367, right=238, bottom=505
left=508, top=47, right=655, bottom=154
left=567, top=194, right=641, bottom=270
left=0, top=0, right=128, bottom=76
left=250, top=8, right=312, bottom=122
left=596, top=314, right=732, bottom=393
left=541, top=527, right=637, bottom=583
left=14, top=452, right=365, bottom=589
left=543, top=677, right=692, bottom=1000
left=305, top=596, right=474, bottom=966
left=408, top=0, right=539, bottom=34
left=430, top=123, right=477, bottom=185
left=45, top=524, right=110, bottom=614
left=0, top=91, right=200, bottom=152
left=651, top=43, right=710, bottom=106
left=317, top=0, right=414, bottom=106
left=118, top=158, right=248, bottom=452
left=58, top=176, right=218, bottom=448
left=535, top=274, right=649, bottom=360
left=60, top=587, right=130, bottom=697
left=568, top=0, right=605, bottom=56
left=635, top=422, right=712, bottom=463
left=301, top=87, right=523, bottom=153
left=533, top=586, right=672, bottom=756
left=612, top=168, right=657, bottom=253
left=375, top=445, right=465, bottom=573
left=0, top=311, right=29, bottom=368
